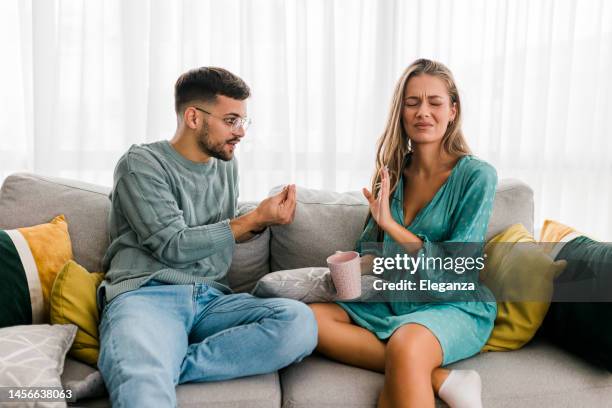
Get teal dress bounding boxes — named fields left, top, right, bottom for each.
left=338, top=154, right=498, bottom=366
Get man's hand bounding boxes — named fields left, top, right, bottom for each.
left=254, top=184, right=297, bottom=227
left=230, top=184, right=297, bottom=242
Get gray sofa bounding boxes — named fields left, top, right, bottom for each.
left=0, top=172, right=611, bottom=408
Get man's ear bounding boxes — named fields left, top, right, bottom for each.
left=182, top=107, right=200, bottom=130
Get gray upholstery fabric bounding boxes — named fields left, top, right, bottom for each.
left=228, top=227, right=271, bottom=292
left=280, top=338, right=612, bottom=408
left=64, top=371, right=106, bottom=401
left=228, top=203, right=271, bottom=293
left=174, top=373, right=281, bottom=408
left=281, top=354, right=383, bottom=408
left=269, top=187, right=369, bottom=272
left=269, top=179, right=534, bottom=271
left=0, top=173, right=111, bottom=272
left=486, top=178, right=534, bottom=240
left=61, top=358, right=281, bottom=408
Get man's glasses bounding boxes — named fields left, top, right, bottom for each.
left=193, top=107, right=252, bottom=132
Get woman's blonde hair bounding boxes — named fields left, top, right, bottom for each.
left=367, top=59, right=471, bottom=235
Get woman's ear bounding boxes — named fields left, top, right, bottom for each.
left=450, top=102, right=457, bottom=123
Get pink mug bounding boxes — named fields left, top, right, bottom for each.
left=326, top=251, right=362, bottom=300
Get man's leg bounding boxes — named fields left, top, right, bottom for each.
left=179, top=288, right=317, bottom=383
left=98, top=283, right=192, bottom=408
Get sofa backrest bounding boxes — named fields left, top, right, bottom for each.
left=269, top=179, right=534, bottom=271
left=0, top=173, right=111, bottom=272
left=0, top=173, right=533, bottom=275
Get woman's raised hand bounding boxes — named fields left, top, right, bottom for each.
left=362, top=166, right=394, bottom=231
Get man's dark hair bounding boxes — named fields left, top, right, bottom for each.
left=174, top=67, right=250, bottom=113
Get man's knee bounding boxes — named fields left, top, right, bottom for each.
left=275, top=299, right=318, bottom=359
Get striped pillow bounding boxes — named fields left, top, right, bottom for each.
left=0, top=215, right=73, bottom=327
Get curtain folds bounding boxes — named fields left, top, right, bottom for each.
left=1, top=0, right=611, bottom=239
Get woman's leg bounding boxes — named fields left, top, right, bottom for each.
left=309, top=303, right=450, bottom=391
left=378, top=323, right=443, bottom=408
left=310, top=302, right=386, bottom=371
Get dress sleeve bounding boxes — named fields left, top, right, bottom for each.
left=355, top=215, right=384, bottom=256
left=428, top=163, right=496, bottom=243
left=405, top=164, right=498, bottom=301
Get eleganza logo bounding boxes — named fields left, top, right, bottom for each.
left=372, top=278, right=477, bottom=293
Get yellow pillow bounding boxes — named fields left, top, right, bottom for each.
left=540, top=219, right=582, bottom=242
left=50, top=260, right=104, bottom=366
left=480, top=224, right=566, bottom=352
left=0, top=215, right=73, bottom=327
left=538, top=219, right=593, bottom=257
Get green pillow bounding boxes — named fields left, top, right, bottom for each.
left=542, top=236, right=612, bottom=371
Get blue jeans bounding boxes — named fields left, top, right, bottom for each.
left=98, top=280, right=318, bottom=408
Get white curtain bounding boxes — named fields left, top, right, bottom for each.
left=1, top=0, right=611, bottom=240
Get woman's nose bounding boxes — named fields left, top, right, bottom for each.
left=416, top=103, right=431, bottom=117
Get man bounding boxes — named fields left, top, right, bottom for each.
left=97, top=67, right=317, bottom=407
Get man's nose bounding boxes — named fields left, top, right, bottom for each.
left=233, top=126, right=246, bottom=138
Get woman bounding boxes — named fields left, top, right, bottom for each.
left=310, top=59, right=497, bottom=408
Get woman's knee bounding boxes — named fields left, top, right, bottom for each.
left=385, top=324, right=443, bottom=370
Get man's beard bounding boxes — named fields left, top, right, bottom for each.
left=196, top=124, right=236, bottom=162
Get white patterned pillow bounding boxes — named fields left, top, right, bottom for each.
left=0, top=324, right=77, bottom=407
left=251, top=267, right=381, bottom=303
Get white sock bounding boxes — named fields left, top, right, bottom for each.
left=438, top=369, right=483, bottom=408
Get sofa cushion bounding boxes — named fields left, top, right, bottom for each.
left=252, top=267, right=382, bottom=303
left=0, top=215, right=73, bottom=326
left=50, top=260, right=104, bottom=366
left=280, top=339, right=612, bottom=408
left=61, top=358, right=282, bottom=408
left=228, top=203, right=271, bottom=293
left=0, top=324, right=77, bottom=404
left=542, top=233, right=612, bottom=371
left=269, top=179, right=534, bottom=271
left=0, top=173, right=111, bottom=273
left=481, top=224, right=566, bottom=352
left=269, top=187, right=368, bottom=272
left=486, top=179, right=534, bottom=240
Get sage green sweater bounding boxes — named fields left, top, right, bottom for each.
left=99, top=140, right=238, bottom=304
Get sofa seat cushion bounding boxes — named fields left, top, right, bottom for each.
left=61, top=358, right=282, bottom=408
left=280, top=338, right=612, bottom=408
